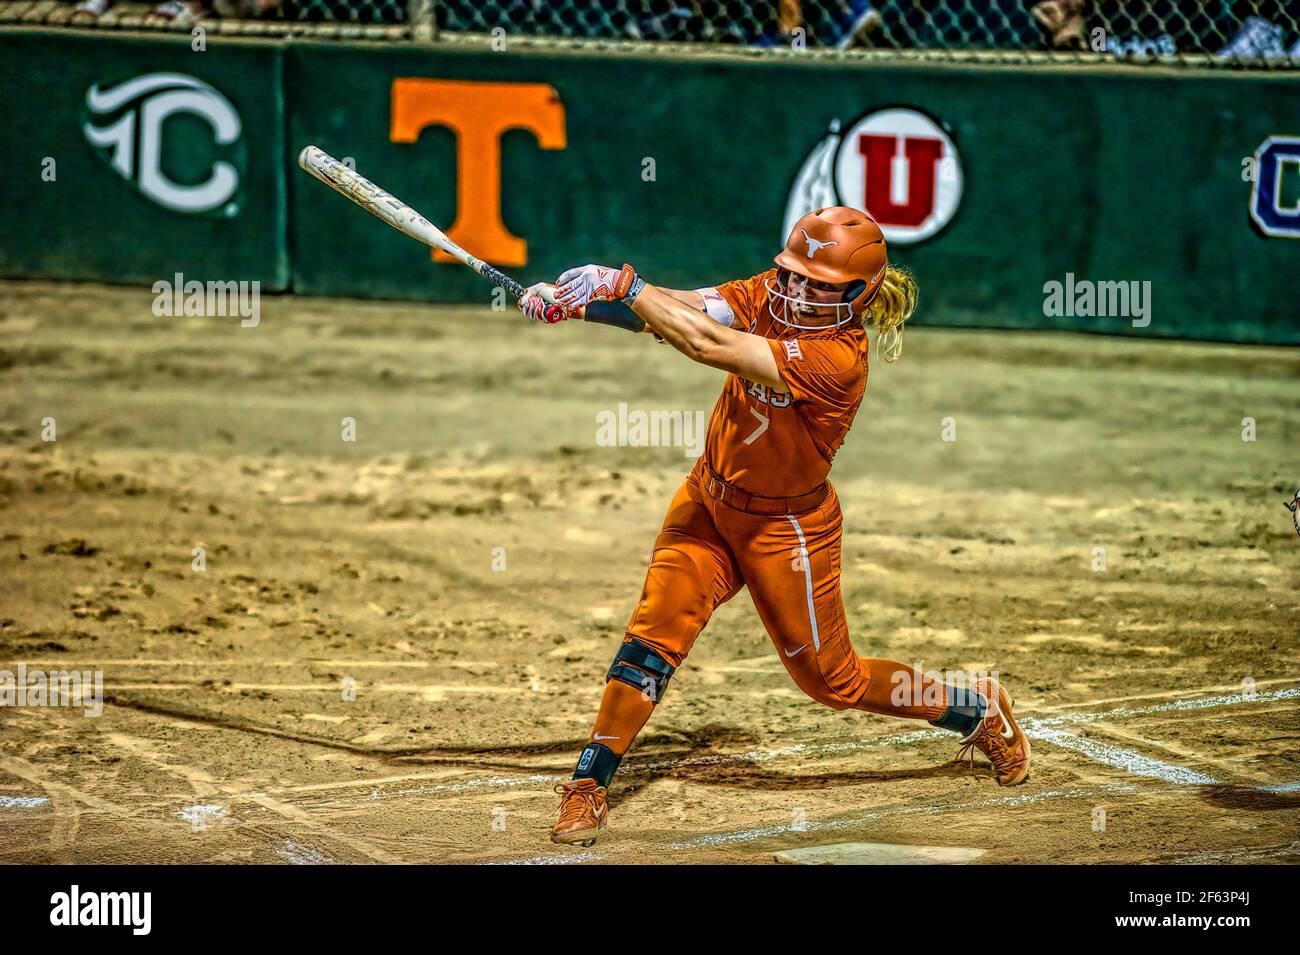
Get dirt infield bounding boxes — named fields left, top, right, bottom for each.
left=1, top=281, right=1296, bottom=864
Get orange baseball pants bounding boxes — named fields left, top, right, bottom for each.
left=585, top=463, right=949, bottom=760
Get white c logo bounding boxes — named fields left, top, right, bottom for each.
left=84, top=73, right=242, bottom=214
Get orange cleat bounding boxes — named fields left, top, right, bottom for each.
left=956, top=678, right=1031, bottom=786
left=551, top=778, right=609, bottom=847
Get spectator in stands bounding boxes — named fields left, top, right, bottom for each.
left=1216, top=13, right=1297, bottom=60
left=1032, top=1, right=1300, bottom=59
left=69, top=0, right=279, bottom=25
left=69, top=0, right=107, bottom=19
left=70, top=0, right=208, bottom=25
left=757, top=1, right=882, bottom=48
left=212, top=0, right=281, bottom=17
left=1031, top=0, right=1086, bottom=49
left=631, top=4, right=709, bottom=42
left=147, top=0, right=206, bottom=22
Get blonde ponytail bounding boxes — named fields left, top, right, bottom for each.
left=862, top=265, right=917, bottom=362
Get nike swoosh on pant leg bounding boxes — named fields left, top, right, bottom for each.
left=785, top=644, right=808, bottom=658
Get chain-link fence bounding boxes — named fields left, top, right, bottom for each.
left=3, top=0, right=1299, bottom=65
left=434, top=1, right=1300, bottom=58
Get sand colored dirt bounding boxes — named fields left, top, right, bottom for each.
left=1, top=282, right=1296, bottom=863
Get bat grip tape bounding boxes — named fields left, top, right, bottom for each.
left=480, top=264, right=526, bottom=300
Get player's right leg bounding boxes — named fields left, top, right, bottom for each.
left=552, top=474, right=742, bottom=846
left=728, top=487, right=1030, bottom=785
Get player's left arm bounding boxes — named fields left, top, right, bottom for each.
left=628, top=282, right=787, bottom=393
left=525, top=263, right=785, bottom=391
left=520, top=270, right=705, bottom=331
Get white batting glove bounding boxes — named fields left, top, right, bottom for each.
left=554, top=264, right=621, bottom=309
left=518, top=283, right=570, bottom=324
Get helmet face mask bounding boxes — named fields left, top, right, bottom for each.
left=771, top=206, right=889, bottom=329
left=766, top=267, right=857, bottom=328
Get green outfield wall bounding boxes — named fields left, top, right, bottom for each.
left=1, top=29, right=1296, bottom=344
left=0, top=31, right=287, bottom=287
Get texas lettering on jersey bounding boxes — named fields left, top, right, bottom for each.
left=704, top=269, right=869, bottom=497
left=741, top=377, right=792, bottom=407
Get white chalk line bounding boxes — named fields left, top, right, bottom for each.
left=1085, top=719, right=1279, bottom=786
left=7, top=683, right=1293, bottom=823
left=1033, top=686, right=1300, bottom=727
left=1171, top=840, right=1300, bottom=865
left=492, top=851, right=605, bottom=866
left=479, top=784, right=1134, bottom=864
left=659, top=784, right=1139, bottom=852
left=177, top=804, right=228, bottom=826
left=8, top=665, right=1291, bottom=694
left=63, top=682, right=529, bottom=696
left=0, top=795, right=51, bottom=810
left=1027, top=727, right=1217, bottom=785
left=242, top=792, right=406, bottom=865
left=480, top=686, right=1300, bottom=867
left=1020, top=687, right=1299, bottom=787
left=0, top=754, right=139, bottom=818
left=627, top=687, right=1299, bottom=858
left=275, top=839, right=337, bottom=865
left=76, top=725, right=409, bottom=864
left=2, top=659, right=437, bottom=669
left=1261, top=781, right=1300, bottom=793
left=308, top=685, right=1299, bottom=809
left=7, top=680, right=1292, bottom=862
left=1027, top=676, right=1300, bottom=715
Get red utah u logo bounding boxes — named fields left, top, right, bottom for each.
left=857, top=133, right=945, bottom=229
left=783, top=107, right=963, bottom=247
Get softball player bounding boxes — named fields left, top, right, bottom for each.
left=520, top=206, right=1030, bottom=847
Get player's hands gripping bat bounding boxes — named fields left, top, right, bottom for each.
left=522, top=265, right=648, bottom=333
left=297, top=145, right=563, bottom=323
left=518, top=283, right=579, bottom=324
left=554, top=264, right=623, bottom=309
left=517, top=263, right=626, bottom=325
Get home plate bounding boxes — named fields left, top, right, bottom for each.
left=774, top=843, right=987, bottom=865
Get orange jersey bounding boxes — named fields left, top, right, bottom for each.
left=704, top=268, right=868, bottom=497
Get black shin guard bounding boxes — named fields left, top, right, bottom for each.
left=573, top=640, right=675, bottom=790
left=929, top=685, right=988, bottom=737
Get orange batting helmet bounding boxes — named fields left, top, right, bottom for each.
left=770, top=207, right=888, bottom=326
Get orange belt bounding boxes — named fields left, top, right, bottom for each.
left=700, top=466, right=828, bottom=516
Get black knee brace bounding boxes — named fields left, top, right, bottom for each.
left=606, top=639, right=676, bottom=703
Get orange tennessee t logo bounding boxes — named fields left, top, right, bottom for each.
left=390, top=78, right=566, bottom=267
